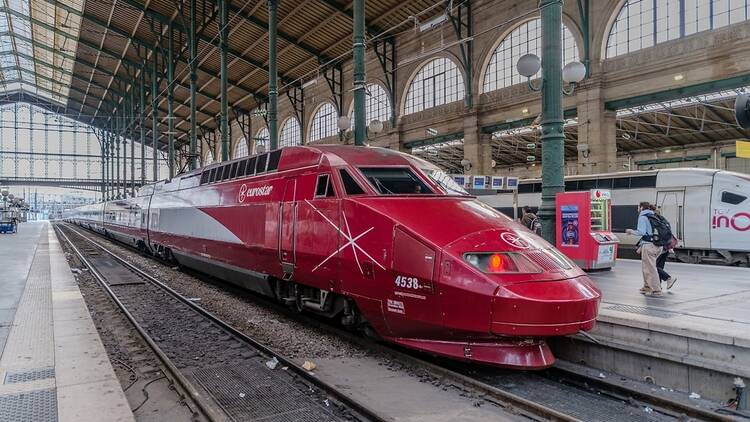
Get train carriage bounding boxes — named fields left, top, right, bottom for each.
left=67, top=145, right=601, bottom=369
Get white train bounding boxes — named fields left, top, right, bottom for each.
left=478, top=169, right=750, bottom=266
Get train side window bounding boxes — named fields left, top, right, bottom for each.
left=267, top=150, right=282, bottom=171
left=629, top=175, right=657, bottom=188
left=237, top=159, right=247, bottom=177
left=533, top=183, right=542, bottom=193
left=208, top=167, right=217, bottom=183
left=256, top=154, right=268, bottom=174
left=721, top=191, right=747, bottom=205
left=314, top=174, right=335, bottom=198
left=245, top=157, right=257, bottom=176
left=220, top=165, right=229, bottom=181
left=564, top=181, right=578, bottom=191
left=229, top=162, right=239, bottom=179
left=578, top=179, right=596, bottom=190
left=200, top=171, right=209, bottom=184
left=613, top=177, right=630, bottom=189
left=339, top=169, right=365, bottom=195
left=597, top=178, right=614, bottom=189
left=517, top=183, right=534, bottom=194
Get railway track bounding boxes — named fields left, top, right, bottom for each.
left=57, top=222, right=741, bottom=422
left=55, top=223, right=387, bottom=422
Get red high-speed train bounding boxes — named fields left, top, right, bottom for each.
left=66, top=145, right=600, bottom=369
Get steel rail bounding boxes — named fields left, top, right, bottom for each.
left=56, top=223, right=389, bottom=422
left=54, top=224, right=223, bottom=422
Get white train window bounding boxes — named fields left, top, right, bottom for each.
left=721, top=191, right=747, bottom=205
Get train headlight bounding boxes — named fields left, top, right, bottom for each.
left=462, top=252, right=542, bottom=274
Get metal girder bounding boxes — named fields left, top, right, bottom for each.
left=0, top=79, right=106, bottom=116
left=114, top=0, right=296, bottom=86
left=403, top=132, right=464, bottom=149
left=323, top=64, right=343, bottom=114
left=605, top=74, right=750, bottom=110
left=448, top=0, right=473, bottom=109
left=576, top=0, right=591, bottom=76
left=286, top=84, right=304, bottom=143
left=373, top=37, right=396, bottom=125
left=3, top=67, right=118, bottom=110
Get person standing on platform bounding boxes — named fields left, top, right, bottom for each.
left=651, top=205, right=678, bottom=291
left=626, top=202, right=663, bottom=297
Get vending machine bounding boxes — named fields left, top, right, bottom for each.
left=555, top=190, right=619, bottom=270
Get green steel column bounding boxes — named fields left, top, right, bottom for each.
left=115, top=127, right=121, bottom=199
left=189, top=0, right=198, bottom=169
left=122, top=105, right=128, bottom=197
left=538, top=0, right=565, bottom=244
left=140, top=68, right=146, bottom=185
left=102, top=138, right=108, bottom=201
left=168, top=24, right=175, bottom=177
left=152, top=47, right=159, bottom=181
left=267, top=0, right=278, bottom=149
left=130, top=84, right=136, bottom=196
left=352, top=0, right=366, bottom=146
left=220, top=0, right=230, bottom=160
left=108, top=133, right=113, bottom=200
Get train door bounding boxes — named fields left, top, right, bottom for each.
left=279, top=178, right=297, bottom=277
left=656, top=190, right=684, bottom=240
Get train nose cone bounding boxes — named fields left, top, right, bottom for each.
left=491, top=276, right=600, bottom=337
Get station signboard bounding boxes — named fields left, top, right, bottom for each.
left=472, top=176, right=488, bottom=189
left=506, top=177, right=519, bottom=190
left=490, top=176, right=505, bottom=189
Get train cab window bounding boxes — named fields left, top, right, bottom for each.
left=721, top=191, right=747, bottom=205
left=359, top=167, right=433, bottom=195
left=339, top=169, right=365, bottom=195
left=200, top=171, right=209, bottom=184
left=245, top=157, right=257, bottom=176
left=267, top=150, right=282, bottom=171
left=314, top=174, right=336, bottom=198
left=256, top=154, right=268, bottom=174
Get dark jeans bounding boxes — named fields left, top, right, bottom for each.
left=656, top=250, right=670, bottom=281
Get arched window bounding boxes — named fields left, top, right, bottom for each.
left=234, top=138, right=249, bottom=158
left=404, top=58, right=465, bottom=115
left=279, top=118, right=301, bottom=148
left=203, top=150, right=214, bottom=166
left=483, top=19, right=579, bottom=93
left=309, top=102, right=338, bottom=142
left=606, top=0, right=750, bottom=58
left=254, top=128, right=269, bottom=153
left=349, top=83, right=394, bottom=129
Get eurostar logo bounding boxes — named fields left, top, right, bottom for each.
left=501, top=231, right=530, bottom=249
left=305, top=200, right=385, bottom=275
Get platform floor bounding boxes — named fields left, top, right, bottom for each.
left=590, top=259, right=750, bottom=349
left=0, top=221, right=134, bottom=422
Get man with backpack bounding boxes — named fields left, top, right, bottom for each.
left=652, top=205, right=678, bottom=290
left=521, top=206, right=541, bottom=235
left=625, top=202, right=665, bottom=297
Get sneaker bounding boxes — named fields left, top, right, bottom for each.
left=646, top=291, right=664, bottom=297
left=666, top=277, right=677, bottom=290
left=639, top=287, right=652, bottom=295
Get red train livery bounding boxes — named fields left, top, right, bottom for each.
left=66, top=145, right=600, bottom=369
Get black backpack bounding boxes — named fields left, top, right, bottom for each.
left=646, top=214, right=673, bottom=247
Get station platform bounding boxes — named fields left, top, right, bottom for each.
left=0, top=221, right=134, bottom=422
left=553, top=259, right=750, bottom=403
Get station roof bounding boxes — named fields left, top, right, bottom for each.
left=0, top=0, right=440, bottom=150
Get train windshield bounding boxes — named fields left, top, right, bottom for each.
left=423, top=168, right=469, bottom=196
left=359, top=167, right=434, bottom=195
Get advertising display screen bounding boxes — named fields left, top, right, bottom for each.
left=560, top=205, right=580, bottom=246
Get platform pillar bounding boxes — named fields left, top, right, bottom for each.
left=352, top=0, right=366, bottom=146
left=168, top=24, right=175, bottom=178
left=152, top=47, right=159, bottom=181
left=462, top=114, right=491, bottom=175
left=539, top=0, right=565, bottom=244
left=140, top=67, right=146, bottom=185
left=219, top=0, right=229, bottom=160
left=189, top=0, right=198, bottom=170
left=267, top=0, right=278, bottom=150
left=130, top=83, right=136, bottom=196
left=576, top=83, right=618, bottom=175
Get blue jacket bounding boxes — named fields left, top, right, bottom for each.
left=632, top=209, right=654, bottom=244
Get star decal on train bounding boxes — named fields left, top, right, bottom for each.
left=305, top=200, right=385, bottom=275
